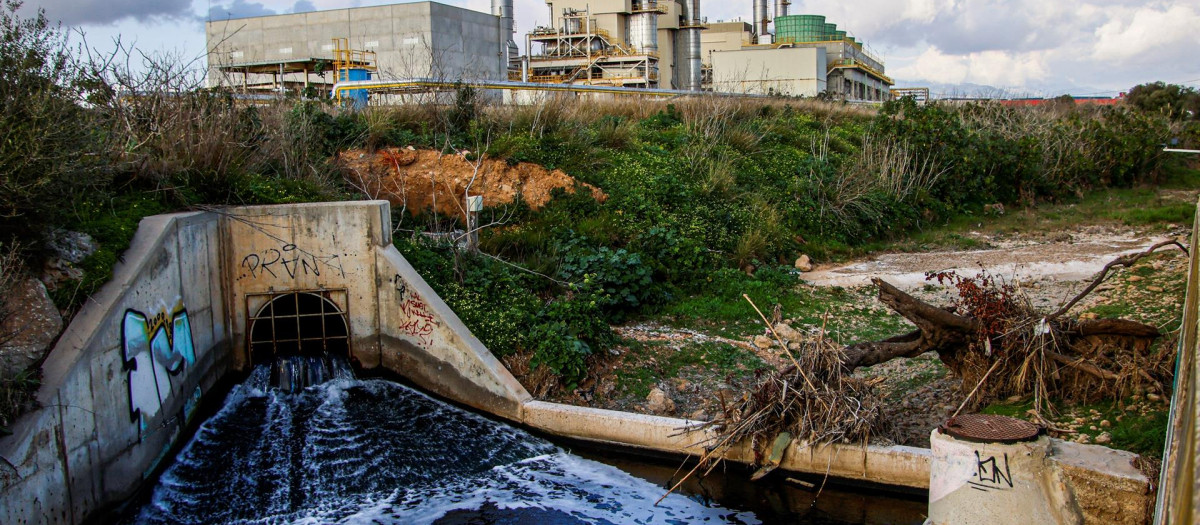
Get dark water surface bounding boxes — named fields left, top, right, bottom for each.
left=127, top=368, right=923, bottom=524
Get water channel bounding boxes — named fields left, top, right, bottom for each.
left=123, top=364, right=926, bottom=524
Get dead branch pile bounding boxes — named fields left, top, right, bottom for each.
left=842, top=240, right=1186, bottom=413
left=685, top=323, right=890, bottom=478
left=658, top=300, right=892, bottom=503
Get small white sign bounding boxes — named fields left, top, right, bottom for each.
left=365, top=40, right=379, bottom=49
left=278, top=47, right=293, bottom=54
left=321, top=44, right=334, bottom=51
left=467, top=196, right=484, bottom=212
left=230, top=51, right=244, bottom=58
left=402, top=37, right=419, bottom=45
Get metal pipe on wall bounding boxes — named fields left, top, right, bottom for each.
left=682, top=0, right=701, bottom=90
left=491, top=0, right=518, bottom=70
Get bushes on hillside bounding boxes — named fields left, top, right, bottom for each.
left=0, top=0, right=1178, bottom=390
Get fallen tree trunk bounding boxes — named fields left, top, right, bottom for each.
left=841, top=276, right=1167, bottom=408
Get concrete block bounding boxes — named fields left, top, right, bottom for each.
left=1049, top=440, right=1152, bottom=525
left=88, top=344, right=133, bottom=462
left=65, top=438, right=101, bottom=522
left=56, top=368, right=95, bottom=454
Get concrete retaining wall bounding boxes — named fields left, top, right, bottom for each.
left=220, top=201, right=389, bottom=370
left=0, top=212, right=229, bottom=524
left=217, top=201, right=529, bottom=421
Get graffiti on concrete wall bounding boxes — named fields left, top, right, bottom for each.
left=122, top=301, right=198, bottom=440
left=393, top=274, right=437, bottom=347
left=238, top=242, right=349, bottom=281
left=968, top=450, right=1013, bottom=492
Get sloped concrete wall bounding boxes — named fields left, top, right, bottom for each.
left=0, top=212, right=229, bottom=525
left=377, top=246, right=531, bottom=421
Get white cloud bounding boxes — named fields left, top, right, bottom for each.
left=891, top=47, right=1047, bottom=87
left=1092, top=5, right=1200, bottom=64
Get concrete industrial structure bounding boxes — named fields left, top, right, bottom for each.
left=205, top=2, right=509, bottom=93
left=522, top=0, right=705, bottom=90
left=702, top=14, right=891, bottom=100
left=203, top=1, right=889, bottom=100
left=521, top=3, right=890, bottom=99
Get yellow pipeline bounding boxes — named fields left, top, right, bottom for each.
left=331, top=77, right=762, bottom=101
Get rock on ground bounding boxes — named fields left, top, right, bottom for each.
left=646, top=387, right=676, bottom=414
left=794, top=254, right=813, bottom=272
left=1, top=278, right=63, bottom=377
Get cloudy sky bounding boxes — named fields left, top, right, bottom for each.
left=25, top=0, right=1200, bottom=96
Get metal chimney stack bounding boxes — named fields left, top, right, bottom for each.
left=752, top=0, right=770, bottom=43
left=774, top=0, right=788, bottom=19
left=491, top=0, right=519, bottom=70
left=678, top=0, right=702, bottom=90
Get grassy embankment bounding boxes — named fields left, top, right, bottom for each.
left=2, top=3, right=1197, bottom=438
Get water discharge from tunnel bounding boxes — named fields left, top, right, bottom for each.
left=126, top=364, right=762, bottom=524
left=248, top=291, right=352, bottom=391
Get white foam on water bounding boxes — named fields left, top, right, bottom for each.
left=131, top=370, right=757, bottom=525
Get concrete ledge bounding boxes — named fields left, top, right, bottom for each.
left=1049, top=440, right=1152, bottom=525
left=521, top=400, right=932, bottom=489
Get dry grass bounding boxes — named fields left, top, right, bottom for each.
left=811, top=131, right=946, bottom=228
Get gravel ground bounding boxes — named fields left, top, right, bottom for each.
left=526, top=222, right=1189, bottom=453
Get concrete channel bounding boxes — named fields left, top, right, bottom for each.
left=0, top=201, right=1157, bottom=524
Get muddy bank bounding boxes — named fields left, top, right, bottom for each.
left=804, top=227, right=1178, bottom=291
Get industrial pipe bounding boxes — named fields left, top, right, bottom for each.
left=330, top=77, right=767, bottom=100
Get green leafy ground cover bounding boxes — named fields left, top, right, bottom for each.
left=2, top=3, right=1199, bottom=438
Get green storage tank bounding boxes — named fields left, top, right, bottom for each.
left=822, top=23, right=837, bottom=40
left=834, top=30, right=847, bottom=41
left=774, top=14, right=826, bottom=43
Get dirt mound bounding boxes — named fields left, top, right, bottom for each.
left=339, top=147, right=606, bottom=218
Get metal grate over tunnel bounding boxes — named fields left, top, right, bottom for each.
left=247, top=290, right=350, bottom=365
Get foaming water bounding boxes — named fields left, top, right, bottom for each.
left=129, top=367, right=758, bottom=524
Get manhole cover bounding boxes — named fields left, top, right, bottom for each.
left=939, top=414, right=1042, bottom=443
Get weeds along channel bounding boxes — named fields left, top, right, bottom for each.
left=2, top=2, right=1199, bottom=454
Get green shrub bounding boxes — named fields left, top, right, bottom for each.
left=557, top=235, right=653, bottom=320
left=529, top=298, right=613, bottom=388
left=0, top=1, right=100, bottom=244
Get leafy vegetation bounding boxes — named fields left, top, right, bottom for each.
left=0, top=1, right=1188, bottom=397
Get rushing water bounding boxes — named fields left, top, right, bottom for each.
left=128, top=365, right=760, bottom=524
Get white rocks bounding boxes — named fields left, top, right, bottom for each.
left=646, top=387, right=675, bottom=414
left=794, top=254, right=813, bottom=272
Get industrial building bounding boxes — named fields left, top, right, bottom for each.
left=205, top=2, right=516, bottom=92
left=702, top=13, right=891, bottom=100
left=521, top=2, right=890, bottom=99
left=521, top=0, right=704, bottom=90
left=203, top=0, right=889, bottom=102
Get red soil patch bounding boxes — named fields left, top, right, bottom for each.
left=339, top=147, right=606, bottom=218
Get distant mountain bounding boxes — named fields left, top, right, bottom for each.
left=890, top=80, right=1121, bottom=100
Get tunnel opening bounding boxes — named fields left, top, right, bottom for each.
left=248, top=291, right=352, bottom=391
